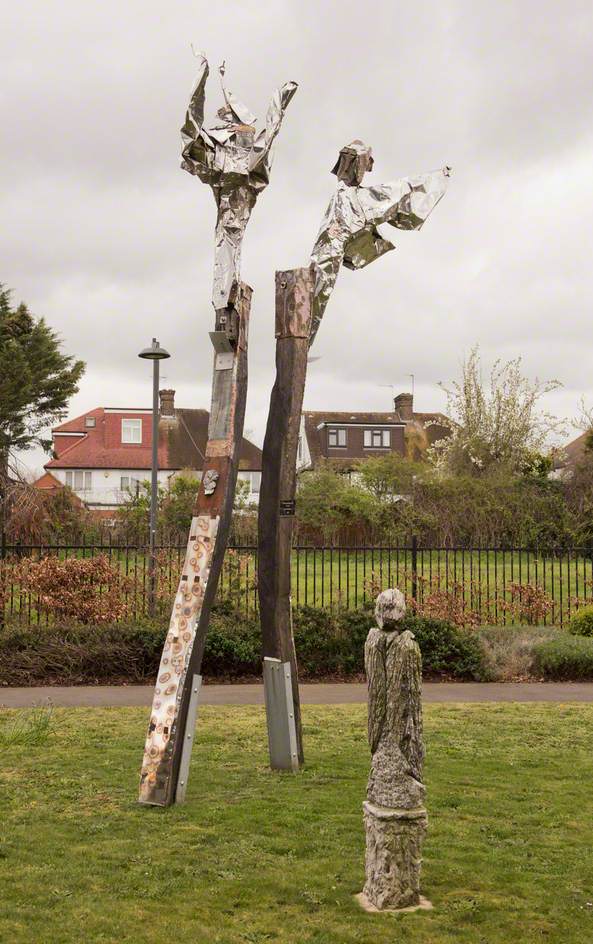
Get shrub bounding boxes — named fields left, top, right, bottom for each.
left=568, top=605, right=593, bottom=638
left=532, top=635, right=593, bottom=680
left=11, top=554, right=131, bottom=624
left=399, top=614, right=486, bottom=680
left=477, top=625, right=559, bottom=681
left=0, top=604, right=486, bottom=685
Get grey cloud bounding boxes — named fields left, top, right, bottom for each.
left=2, top=0, right=593, bottom=476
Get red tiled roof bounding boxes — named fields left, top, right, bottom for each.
left=46, top=407, right=261, bottom=471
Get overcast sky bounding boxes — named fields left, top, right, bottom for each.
left=2, top=0, right=593, bottom=475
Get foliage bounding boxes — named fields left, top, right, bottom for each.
left=296, top=458, right=576, bottom=547
left=4, top=481, right=100, bottom=543
left=115, top=470, right=256, bottom=539
left=0, top=284, right=84, bottom=458
left=0, top=605, right=486, bottom=684
left=410, top=574, right=481, bottom=627
left=568, top=605, right=593, bottom=637
left=564, top=453, right=593, bottom=545
left=477, top=625, right=560, bottom=680
left=355, top=454, right=423, bottom=500
left=532, top=634, right=593, bottom=679
left=501, top=582, right=554, bottom=625
left=296, top=467, right=382, bottom=542
left=399, top=614, right=486, bottom=679
left=10, top=554, right=131, bottom=624
left=431, top=346, right=562, bottom=477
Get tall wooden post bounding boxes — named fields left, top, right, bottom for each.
left=139, top=284, right=251, bottom=806
left=258, top=267, right=314, bottom=767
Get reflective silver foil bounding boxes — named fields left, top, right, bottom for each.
left=181, top=56, right=298, bottom=309
left=310, top=140, right=451, bottom=346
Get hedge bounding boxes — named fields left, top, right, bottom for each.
left=0, top=604, right=486, bottom=686
left=568, top=605, right=593, bottom=638
left=532, top=635, right=593, bottom=680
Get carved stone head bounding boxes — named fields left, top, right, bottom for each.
left=331, top=139, right=374, bottom=186
left=375, top=588, right=406, bottom=632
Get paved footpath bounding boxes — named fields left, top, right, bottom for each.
left=2, top=682, right=593, bottom=708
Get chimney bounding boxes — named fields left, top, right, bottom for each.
left=393, top=392, right=414, bottom=422
left=159, top=389, right=176, bottom=417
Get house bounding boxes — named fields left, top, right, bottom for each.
left=36, top=389, right=262, bottom=513
left=297, top=392, right=449, bottom=472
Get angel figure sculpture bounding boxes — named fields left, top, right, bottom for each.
left=359, top=588, right=429, bottom=913
left=310, top=140, right=451, bottom=345
left=181, top=56, right=298, bottom=320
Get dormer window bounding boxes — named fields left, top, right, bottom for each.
left=328, top=427, right=347, bottom=447
left=122, top=418, right=142, bottom=444
left=85, top=416, right=96, bottom=428
left=364, top=429, right=391, bottom=448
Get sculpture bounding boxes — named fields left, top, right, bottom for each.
left=358, top=588, right=430, bottom=912
left=258, top=144, right=450, bottom=770
left=138, top=58, right=297, bottom=806
left=310, top=140, right=451, bottom=345
left=181, top=56, right=298, bottom=310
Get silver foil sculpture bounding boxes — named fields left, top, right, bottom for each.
left=181, top=56, right=298, bottom=309
left=358, top=588, right=430, bottom=913
left=310, top=140, right=451, bottom=345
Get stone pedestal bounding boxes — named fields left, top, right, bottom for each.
left=362, top=800, right=428, bottom=911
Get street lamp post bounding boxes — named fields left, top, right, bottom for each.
left=138, top=338, right=170, bottom=617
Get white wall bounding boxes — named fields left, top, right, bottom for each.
left=51, top=467, right=172, bottom=508
left=52, top=467, right=261, bottom=507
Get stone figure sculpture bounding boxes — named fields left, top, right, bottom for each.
left=310, top=140, right=451, bottom=345
left=358, top=588, right=430, bottom=912
left=181, top=56, right=298, bottom=311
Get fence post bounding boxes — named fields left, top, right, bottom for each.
left=411, top=535, right=418, bottom=601
left=0, top=526, right=5, bottom=630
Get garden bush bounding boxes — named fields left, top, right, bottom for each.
left=477, top=625, right=559, bottom=681
left=399, top=614, right=486, bottom=680
left=0, top=604, right=487, bottom=685
left=532, top=635, right=593, bottom=680
left=568, top=605, right=593, bottom=638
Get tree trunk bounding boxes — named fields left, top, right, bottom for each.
left=258, top=267, right=314, bottom=766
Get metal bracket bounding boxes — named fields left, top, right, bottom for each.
left=209, top=331, right=234, bottom=354
left=175, top=674, right=202, bottom=803
left=263, top=658, right=299, bottom=772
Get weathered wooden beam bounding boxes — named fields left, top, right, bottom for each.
left=258, top=267, right=314, bottom=767
left=139, top=283, right=252, bottom=806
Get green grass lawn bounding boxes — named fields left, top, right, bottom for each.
left=1, top=704, right=593, bottom=944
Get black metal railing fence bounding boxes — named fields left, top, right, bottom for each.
left=1, top=537, right=592, bottom=627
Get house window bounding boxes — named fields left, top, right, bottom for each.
left=364, top=429, right=391, bottom=448
left=328, top=428, right=347, bottom=447
left=85, top=416, right=96, bottom=428
left=65, top=470, right=92, bottom=490
left=120, top=476, right=144, bottom=493
left=122, top=419, right=142, bottom=444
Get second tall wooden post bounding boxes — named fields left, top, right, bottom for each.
left=258, top=267, right=314, bottom=768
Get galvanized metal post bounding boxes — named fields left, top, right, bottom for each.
left=258, top=267, right=314, bottom=768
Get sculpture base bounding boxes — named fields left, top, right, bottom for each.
left=362, top=800, right=428, bottom=911
left=355, top=892, right=433, bottom=914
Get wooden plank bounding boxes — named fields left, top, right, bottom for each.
left=139, top=284, right=252, bottom=806
left=258, top=267, right=314, bottom=767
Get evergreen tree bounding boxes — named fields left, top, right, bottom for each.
left=0, top=283, right=85, bottom=521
